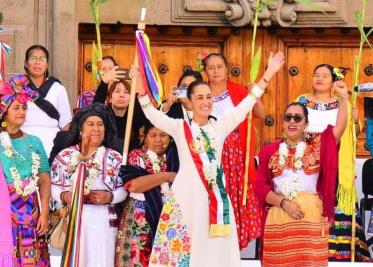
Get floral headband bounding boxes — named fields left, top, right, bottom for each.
left=0, top=74, right=39, bottom=118
left=332, top=67, right=344, bottom=81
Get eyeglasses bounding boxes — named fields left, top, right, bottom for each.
left=283, top=113, right=304, bottom=123
left=28, top=56, right=47, bottom=63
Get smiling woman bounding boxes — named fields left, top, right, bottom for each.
left=51, top=103, right=126, bottom=267
left=256, top=80, right=349, bottom=266
left=129, top=51, right=284, bottom=265
left=0, top=75, right=51, bottom=266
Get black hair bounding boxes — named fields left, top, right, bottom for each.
left=186, top=80, right=210, bottom=100
left=284, top=102, right=309, bottom=124
left=24, top=45, right=49, bottom=76
left=102, top=55, right=119, bottom=66
left=313, top=64, right=337, bottom=82
left=202, top=53, right=228, bottom=69
left=142, top=120, right=156, bottom=137
left=177, top=69, right=203, bottom=87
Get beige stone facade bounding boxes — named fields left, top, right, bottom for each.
left=1, top=0, right=373, bottom=105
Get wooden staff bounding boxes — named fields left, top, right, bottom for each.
left=122, top=8, right=146, bottom=164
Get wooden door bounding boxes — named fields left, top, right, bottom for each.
left=80, top=43, right=220, bottom=94
left=78, top=26, right=372, bottom=157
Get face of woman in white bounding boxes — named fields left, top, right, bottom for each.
left=25, top=49, right=48, bottom=79
left=4, top=100, right=27, bottom=128
left=312, top=66, right=333, bottom=94
left=109, top=82, right=130, bottom=110
left=282, top=104, right=308, bottom=143
left=187, top=83, right=213, bottom=120
left=81, top=116, right=105, bottom=148
left=144, top=127, right=170, bottom=156
left=204, top=55, right=228, bottom=85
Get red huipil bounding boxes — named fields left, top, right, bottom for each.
left=222, top=80, right=261, bottom=249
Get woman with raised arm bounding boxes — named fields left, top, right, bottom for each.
left=295, top=64, right=372, bottom=262
left=132, top=52, right=284, bottom=266
left=203, top=53, right=267, bottom=248
left=256, top=80, right=349, bottom=267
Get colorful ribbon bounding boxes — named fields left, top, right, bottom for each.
left=136, top=31, right=163, bottom=107
left=0, top=38, right=12, bottom=81
left=61, top=164, right=86, bottom=267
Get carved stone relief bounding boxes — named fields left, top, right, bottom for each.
left=172, top=0, right=348, bottom=27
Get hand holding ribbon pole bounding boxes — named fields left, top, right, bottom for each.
left=122, top=8, right=146, bottom=164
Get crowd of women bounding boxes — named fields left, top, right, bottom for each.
left=0, top=43, right=372, bottom=267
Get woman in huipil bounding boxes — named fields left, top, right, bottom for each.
left=115, top=121, right=178, bottom=267
left=132, top=51, right=284, bottom=267
left=256, top=79, right=349, bottom=266
left=0, top=74, right=51, bottom=266
left=295, top=64, right=372, bottom=261
left=203, top=53, right=266, bottom=248
left=51, top=103, right=126, bottom=267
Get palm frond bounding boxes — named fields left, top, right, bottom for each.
left=250, top=47, right=262, bottom=82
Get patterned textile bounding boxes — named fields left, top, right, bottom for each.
left=51, top=145, right=122, bottom=191
left=8, top=183, right=50, bottom=267
left=149, top=190, right=190, bottom=267
left=222, top=130, right=261, bottom=248
left=298, top=96, right=340, bottom=111
left=115, top=148, right=168, bottom=267
left=115, top=198, right=152, bottom=267
left=223, top=80, right=262, bottom=249
left=263, top=193, right=328, bottom=267
left=328, top=208, right=372, bottom=262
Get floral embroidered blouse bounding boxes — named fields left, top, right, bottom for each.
left=51, top=145, right=123, bottom=191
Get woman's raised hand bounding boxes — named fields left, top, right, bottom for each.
left=129, top=65, right=146, bottom=96
left=266, top=51, right=285, bottom=78
left=333, top=80, right=349, bottom=99
left=101, top=66, right=126, bottom=84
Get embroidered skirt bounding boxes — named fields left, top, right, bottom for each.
left=262, top=192, right=328, bottom=267
left=8, top=184, right=50, bottom=267
left=222, top=130, right=261, bottom=249
left=328, top=207, right=372, bottom=262
left=115, top=198, right=152, bottom=267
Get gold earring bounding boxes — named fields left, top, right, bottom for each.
left=1, top=121, right=7, bottom=128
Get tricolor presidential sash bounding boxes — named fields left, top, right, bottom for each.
left=183, top=121, right=230, bottom=237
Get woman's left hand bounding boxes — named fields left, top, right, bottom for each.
left=36, top=213, right=50, bottom=236
left=89, top=191, right=112, bottom=205
left=333, top=80, right=349, bottom=99
left=265, top=51, right=285, bottom=78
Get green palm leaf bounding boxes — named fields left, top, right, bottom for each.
left=250, top=47, right=262, bottom=82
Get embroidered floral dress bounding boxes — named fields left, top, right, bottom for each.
left=212, top=81, right=262, bottom=249
left=138, top=85, right=263, bottom=267
left=0, top=134, right=50, bottom=267
left=115, top=148, right=168, bottom=267
left=51, top=145, right=126, bottom=267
